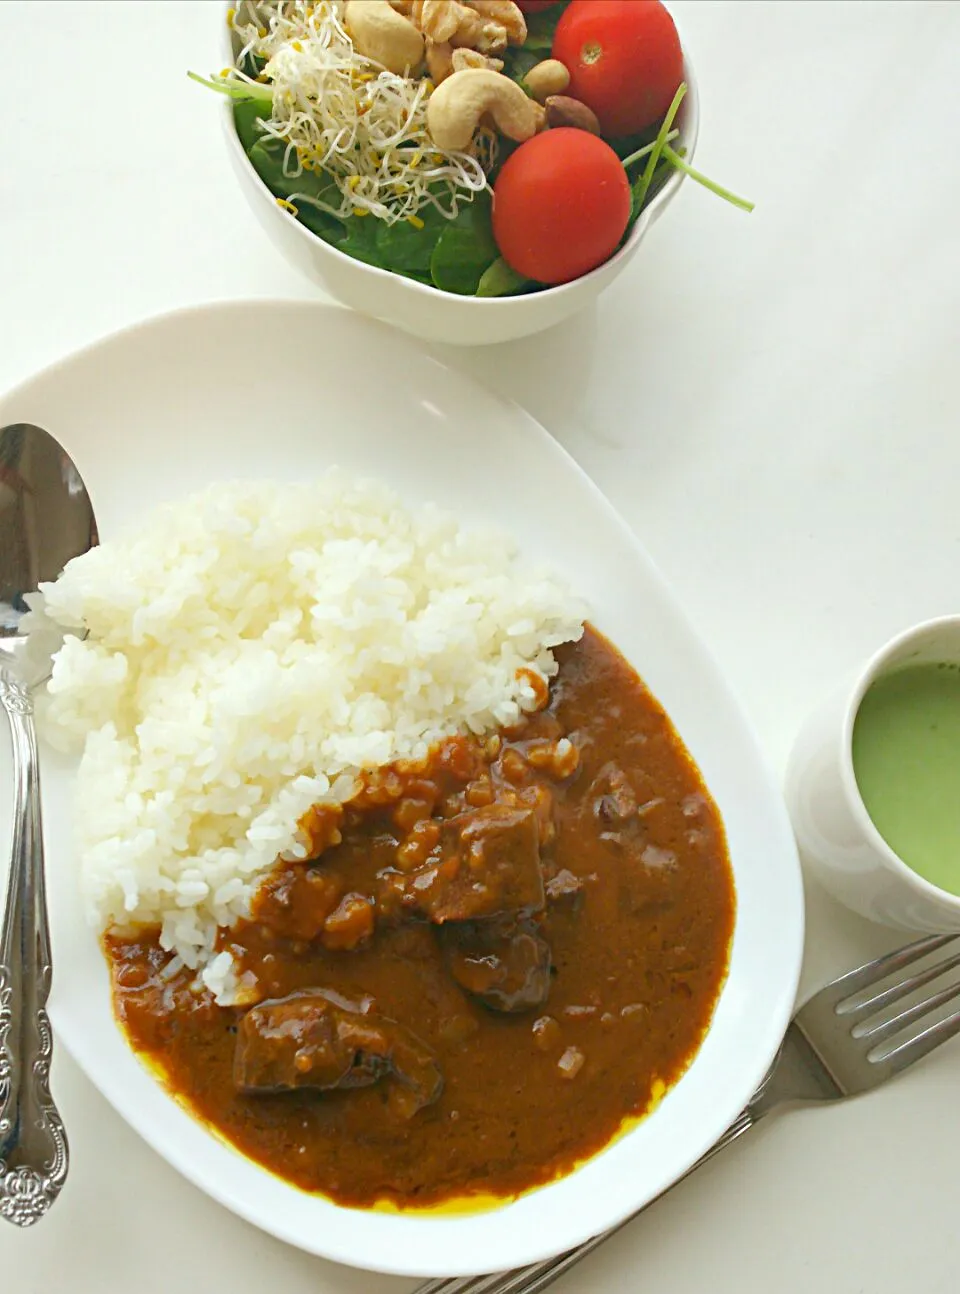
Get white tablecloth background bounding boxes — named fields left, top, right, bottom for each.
left=3, top=2, right=960, bottom=1289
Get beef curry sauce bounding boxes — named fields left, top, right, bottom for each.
left=106, top=627, right=735, bottom=1208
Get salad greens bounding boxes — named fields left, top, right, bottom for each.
left=203, top=0, right=751, bottom=299
left=429, top=193, right=499, bottom=295
left=477, top=257, right=530, bottom=298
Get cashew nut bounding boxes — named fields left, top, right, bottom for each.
left=545, top=95, right=601, bottom=135
left=345, top=0, right=425, bottom=75
left=524, top=59, right=571, bottom=103
left=427, top=68, right=545, bottom=151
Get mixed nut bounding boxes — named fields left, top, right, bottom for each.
left=344, top=0, right=601, bottom=148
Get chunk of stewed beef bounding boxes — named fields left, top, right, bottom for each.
left=234, top=990, right=442, bottom=1113
left=406, top=804, right=544, bottom=923
left=442, top=918, right=552, bottom=1013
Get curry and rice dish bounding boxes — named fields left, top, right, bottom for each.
left=35, top=474, right=735, bottom=1208
left=107, top=628, right=733, bottom=1205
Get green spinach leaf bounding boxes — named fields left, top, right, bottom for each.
left=246, top=139, right=345, bottom=240
left=333, top=214, right=383, bottom=266
left=430, top=193, right=498, bottom=295
left=476, top=257, right=531, bottom=298
left=245, top=138, right=292, bottom=197
left=238, top=49, right=267, bottom=81
left=298, top=203, right=349, bottom=246
left=374, top=203, right=450, bottom=277
left=233, top=99, right=269, bottom=153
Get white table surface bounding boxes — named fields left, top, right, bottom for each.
left=3, top=0, right=960, bottom=1289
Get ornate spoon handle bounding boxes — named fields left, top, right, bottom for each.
left=0, top=670, right=68, bottom=1224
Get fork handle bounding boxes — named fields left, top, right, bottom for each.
left=413, top=1108, right=760, bottom=1294
left=0, top=671, right=68, bottom=1225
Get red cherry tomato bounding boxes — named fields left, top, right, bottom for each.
left=516, top=1, right=558, bottom=11
left=492, top=129, right=631, bottom=285
left=552, top=0, right=683, bottom=138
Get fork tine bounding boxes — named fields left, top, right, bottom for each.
left=827, top=934, right=958, bottom=1004
left=870, top=1005, right=960, bottom=1075
left=856, top=977, right=960, bottom=1045
left=843, top=949, right=960, bottom=1019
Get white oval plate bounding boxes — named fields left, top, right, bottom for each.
left=0, top=302, right=803, bottom=1278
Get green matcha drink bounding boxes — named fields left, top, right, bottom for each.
left=852, top=662, right=960, bottom=893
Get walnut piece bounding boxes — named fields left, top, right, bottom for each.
left=410, top=0, right=526, bottom=84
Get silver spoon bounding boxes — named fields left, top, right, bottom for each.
left=0, top=423, right=97, bottom=1225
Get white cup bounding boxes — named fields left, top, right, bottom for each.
left=785, top=615, right=960, bottom=931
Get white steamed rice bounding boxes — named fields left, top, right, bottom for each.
left=32, top=472, right=585, bottom=999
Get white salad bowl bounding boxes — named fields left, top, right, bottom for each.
left=218, top=4, right=700, bottom=346
left=0, top=300, right=801, bottom=1278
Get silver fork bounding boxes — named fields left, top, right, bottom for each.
left=414, top=933, right=960, bottom=1294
